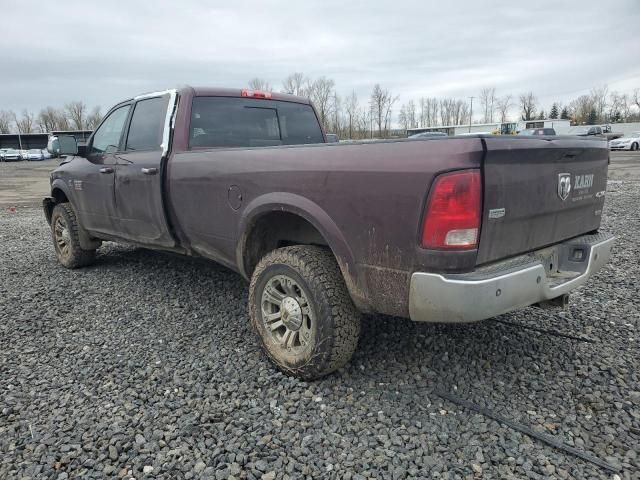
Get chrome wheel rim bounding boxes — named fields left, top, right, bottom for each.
left=53, top=216, right=71, bottom=257
left=261, top=274, right=314, bottom=353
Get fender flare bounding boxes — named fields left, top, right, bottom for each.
left=45, top=179, right=74, bottom=222
left=236, top=192, right=370, bottom=311
left=48, top=179, right=101, bottom=250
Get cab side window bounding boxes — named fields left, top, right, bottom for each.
left=91, top=105, right=131, bottom=155
left=125, top=96, right=169, bottom=151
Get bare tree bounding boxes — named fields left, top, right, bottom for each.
left=344, top=91, right=358, bottom=139
left=358, top=104, right=372, bottom=139
left=633, top=88, right=640, bottom=110
left=569, top=95, right=595, bottom=124
left=398, top=104, right=409, bottom=131
left=406, top=100, right=417, bottom=128
left=369, top=84, right=397, bottom=137
left=65, top=101, right=87, bottom=130
left=281, top=72, right=306, bottom=96
left=479, top=87, right=496, bottom=123
left=590, top=85, right=608, bottom=123
left=86, top=106, right=103, bottom=129
left=519, top=92, right=537, bottom=121
left=38, top=106, right=64, bottom=132
left=458, top=101, right=470, bottom=126
left=618, top=94, right=632, bottom=122
left=247, top=77, right=273, bottom=91
left=607, top=91, right=625, bottom=122
left=330, top=92, right=341, bottom=134
left=0, top=110, right=13, bottom=133
left=496, top=95, right=513, bottom=123
left=13, top=110, right=36, bottom=133
left=399, top=100, right=417, bottom=130
left=427, top=98, right=439, bottom=127
left=308, top=77, right=335, bottom=132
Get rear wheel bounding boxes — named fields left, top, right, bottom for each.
left=249, top=245, right=361, bottom=379
left=51, top=203, right=96, bottom=269
left=631, top=142, right=639, bottom=151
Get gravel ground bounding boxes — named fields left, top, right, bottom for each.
left=1, top=172, right=639, bottom=479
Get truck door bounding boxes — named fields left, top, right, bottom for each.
left=113, top=94, right=175, bottom=248
left=75, top=103, right=131, bottom=235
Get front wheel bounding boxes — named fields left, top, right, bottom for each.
left=631, top=142, right=639, bottom=151
left=249, top=246, right=361, bottom=379
left=50, top=203, right=97, bottom=269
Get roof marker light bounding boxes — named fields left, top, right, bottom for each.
left=241, top=89, right=272, bottom=99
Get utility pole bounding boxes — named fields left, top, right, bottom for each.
left=468, top=96, right=474, bottom=133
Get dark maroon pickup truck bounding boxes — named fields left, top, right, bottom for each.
left=44, top=86, right=615, bottom=379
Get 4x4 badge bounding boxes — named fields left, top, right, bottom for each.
left=558, top=173, right=571, bottom=201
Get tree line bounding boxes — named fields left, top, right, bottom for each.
left=2, top=79, right=639, bottom=139
left=253, top=74, right=640, bottom=138
left=0, top=101, right=103, bottom=135
left=398, top=86, right=640, bottom=131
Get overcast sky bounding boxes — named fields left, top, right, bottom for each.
left=1, top=0, right=639, bottom=121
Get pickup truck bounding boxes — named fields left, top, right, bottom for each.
left=44, top=86, right=615, bottom=379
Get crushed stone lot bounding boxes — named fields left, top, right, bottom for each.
left=1, top=155, right=639, bottom=479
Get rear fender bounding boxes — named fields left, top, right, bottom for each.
left=237, top=192, right=371, bottom=312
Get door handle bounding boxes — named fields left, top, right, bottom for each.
left=99, top=167, right=114, bottom=174
left=141, top=167, right=158, bottom=175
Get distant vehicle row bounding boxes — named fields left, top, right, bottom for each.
left=609, top=132, right=640, bottom=151
left=407, top=127, right=638, bottom=151
left=0, top=148, right=51, bottom=161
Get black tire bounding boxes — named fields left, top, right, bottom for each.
left=249, top=245, right=361, bottom=379
left=50, top=203, right=96, bottom=269
left=632, top=143, right=639, bottom=152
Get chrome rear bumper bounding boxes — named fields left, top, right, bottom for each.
left=409, top=233, right=615, bottom=323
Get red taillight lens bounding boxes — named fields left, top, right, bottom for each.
left=421, top=170, right=482, bottom=249
left=241, top=89, right=272, bottom=99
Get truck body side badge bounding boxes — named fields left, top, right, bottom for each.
left=489, top=208, right=505, bottom=219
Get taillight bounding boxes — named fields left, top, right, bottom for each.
left=421, top=170, right=482, bottom=249
left=241, top=89, right=272, bottom=99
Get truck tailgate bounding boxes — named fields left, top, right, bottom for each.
left=477, top=136, right=609, bottom=265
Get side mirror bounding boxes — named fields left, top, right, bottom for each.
left=48, top=135, right=78, bottom=156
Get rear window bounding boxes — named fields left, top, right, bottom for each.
left=189, top=97, right=324, bottom=148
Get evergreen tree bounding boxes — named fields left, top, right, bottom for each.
left=537, top=110, right=545, bottom=120
left=549, top=103, right=559, bottom=119
left=560, top=107, right=570, bottom=120
left=587, top=108, right=597, bottom=125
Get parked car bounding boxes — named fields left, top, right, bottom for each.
left=409, top=132, right=448, bottom=138
left=2, top=148, right=22, bottom=161
left=0, top=148, right=8, bottom=160
left=609, top=132, right=640, bottom=151
left=518, top=128, right=556, bottom=136
left=43, top=86, right=615, bottom=379
left=26, top=148, right=45, bottom=161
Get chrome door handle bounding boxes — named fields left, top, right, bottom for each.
left=99, top=167, right=114, bottom=174
left=141, top=167, right=158, bottom=175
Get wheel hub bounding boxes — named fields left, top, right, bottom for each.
left=260, top=274, right=314, bottom=352
left=281, top=296, right=303, bottom=331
